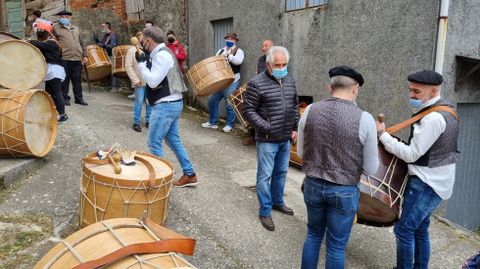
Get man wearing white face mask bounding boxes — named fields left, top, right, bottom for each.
left=243, top=46, right=299, bottom=231
left=376, top=70, right=459, bottom=269
left=202, top=32, right=244, bottom=133
left=53, top=10, right=88, bottom=106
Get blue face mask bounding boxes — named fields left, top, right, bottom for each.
left=409, top=99, right=423, bottom=108
left=59, top=18, right=70, bottom=26
left=272, top=66, right=288, bottom=79
left=225, top=40, right=234, bottom=48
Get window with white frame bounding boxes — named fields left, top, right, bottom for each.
left=285, top=0, right=327, bottom=11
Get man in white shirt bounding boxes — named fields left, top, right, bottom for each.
left=376, top=70, right=459, bottom=269
left=136, top=26, right=198, bottom=188
left=202, top=32, right=244, bottom=133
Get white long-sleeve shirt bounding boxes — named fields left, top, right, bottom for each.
left=297, top=103, right=379, bottom=176
left=379, top=96, right=455, bottom=199
left=137, top=43, right=182, bottom=103
left=216, top=46, right=244, bottom=82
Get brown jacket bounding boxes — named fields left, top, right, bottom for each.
left=53, top=23, right=86, bottom=61
left=125, top=46, right=145, bottom=88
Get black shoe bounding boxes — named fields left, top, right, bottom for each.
left=145, top=122, right=149, bottom=128
left=272, top=204, right=294, bottom=216
left=65, top=99, right=71, bottom=106
left=75, top=99, right=88, bottom=106
left=259, top=216, right=275, bottom=231
left=57, top=114, right=68, bottom=122
left=133, top=124, right=141, bottom=132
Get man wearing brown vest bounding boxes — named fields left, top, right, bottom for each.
left=376, top=70, right=459, bottom=269
left=297, top=66, right=379, bottom=269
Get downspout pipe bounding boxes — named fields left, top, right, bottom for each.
left=434, top=0, right=449, bottom=74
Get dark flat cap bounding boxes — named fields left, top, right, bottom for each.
left=407, top=70, right=443, bottom=85
left=328, top=65, right=364, bottom=86
left=224, top=32, right=239, bottom=40
left=56, top=10, right=72, bottom=16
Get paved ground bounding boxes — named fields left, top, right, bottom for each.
left=0, top=87, right=479, bottom=268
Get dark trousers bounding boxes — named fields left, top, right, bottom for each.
left=61, top=60, right=83, bottom=102
left=249, top=127, right=256, bottom=138
left=45, top=78, right=65, bottom=115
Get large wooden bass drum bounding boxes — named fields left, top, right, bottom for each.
left=83, top=45, right=112, bottom=81
left=0, top=89, right=57, bottom=157
left=33, top=218, right=196, bottom=269
left=112, top=45, right=132, bottom=78
left=0, top=31, right=20, bottom=43
left=357, top=144, right=408, bottom=226
left=79, top=152, right=174, bottom=227
left=186, top=55, right=234, bottom=97
left=0, top=40, right=47, bottom=89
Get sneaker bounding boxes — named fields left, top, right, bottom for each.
left=127, top=93, right=135, bottom=99
left=133, top=124, right=141, bottom=132
left=259, top=216, right=275, bottom=231
left=173, top=174, right=198, bottom=188
left=201, top=122, right=218, bottom=129
left=272, top=204, right=294, bottom=216
left=57, top=114, right=68, bottom=122
left=222, top=125, right=233, bottom=133
left=65, top=99, right=71, bottom=106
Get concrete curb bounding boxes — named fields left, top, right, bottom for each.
left=0, top=158, right=45, bottom=189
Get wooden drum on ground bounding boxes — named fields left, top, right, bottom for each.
left=186, top=55, right=234, bottom=97
left=34, top=218, right=196, bottom=269
left=0, top=40, right=47, bottom=89
left=357, top=144, right=408, bottom=226
left=0, top=89, right=57, bottom=157
left=83, top=45, right=111, bottom=81
left=227, top=84, right=250, bottom=128
left=0, top=31, right=20, bottom=43
left=112, top=45, right=132, bottom=78
left=79, top=152, right=174, bottom=228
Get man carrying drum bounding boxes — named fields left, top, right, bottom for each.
left=136, top=26, right=198, bottom=188
left=376, top=70, right=459, bottom=269
left=202, top=32, right=244, bottom=133
left=52, top=10, right=88, bottom=106
left=94, top=22, right=119, bottom=92
left=297, top=66, right=379, bottom=269
left=243, top=46, right=298, bottom=231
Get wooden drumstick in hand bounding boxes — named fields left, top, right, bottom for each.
left=108, top=153, right=122, bottom=174
left=131, top=36, right=143, bottom=55
left=376, top=113, right=386, bottom=136
left=377, top=113, right=385, bottom=123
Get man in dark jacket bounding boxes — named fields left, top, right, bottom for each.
left=94, top=21, right=119, bottom=91
left=243, top=46, right=299, bottom=231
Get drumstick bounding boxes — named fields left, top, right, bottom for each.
left=108, top=153, right=122, bottom=174
left=130, top=36, right=143, bottom=55
left=377, top=113, right=385, bottom=123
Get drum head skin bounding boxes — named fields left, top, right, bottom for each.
left=0, top=31, right=20, bottom=43
left=0, top=40, right=47, bottom=89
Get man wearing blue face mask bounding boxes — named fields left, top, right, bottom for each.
left=202, top=32, right=244, bottom=133
left=243, top=46, right=299, bottom=231
left=376, top=70, right=459, bottom=269
left=53, top=10, right=88, bottom=106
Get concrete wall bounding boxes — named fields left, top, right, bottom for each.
left=188, top=0, right=440, bottom=126
left=142, top=0, right=187, bottom=46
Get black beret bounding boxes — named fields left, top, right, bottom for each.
left=56, top=10, right=72, bottom=16
left=407, top=70, right=443, bottom=85
left=328, top=65, right=364, bottom=86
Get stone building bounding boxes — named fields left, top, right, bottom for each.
left=187, top=0, right=480, bottom=230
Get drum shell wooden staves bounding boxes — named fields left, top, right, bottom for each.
left=33, top=218, right=196, bottom=269
left=227, top=84, right=250, bottom=128
left=186, top=55, right=234, bottom=97
left=0, top=89, right=57, bottom=157
left=83, top=45, right=112, bottom=81
left=112, top=45, right=132, bottom=78
left=79, top=152, right=174, bottom=227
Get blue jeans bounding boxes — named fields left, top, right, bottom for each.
left=147, top=100, right=195, bottom=176
left=207, top=79, right=240, bottom=127
left=394, top=176, right=442, bottom=269
left=256, top=141, right=291, bottom=217
left=301, top=176, right=359, bottom=269
left=133, top=86, right=152, bottom=125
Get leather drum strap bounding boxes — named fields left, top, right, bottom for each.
left=72, top=238, right=196, bottom=269
left=386, top=105, right=459, bottom=135
left=82, top=153, right=157, bottom=189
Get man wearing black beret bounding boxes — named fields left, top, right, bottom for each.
left=297, top=65, right=379, bottom=268
left=376, top=70, right=459, bottom=269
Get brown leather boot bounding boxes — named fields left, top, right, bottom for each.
left=242, top=136, right=256, bottom=146
left=173, top=174, right=198, bottom=188
left=259, top=216, right=275, bottom=231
